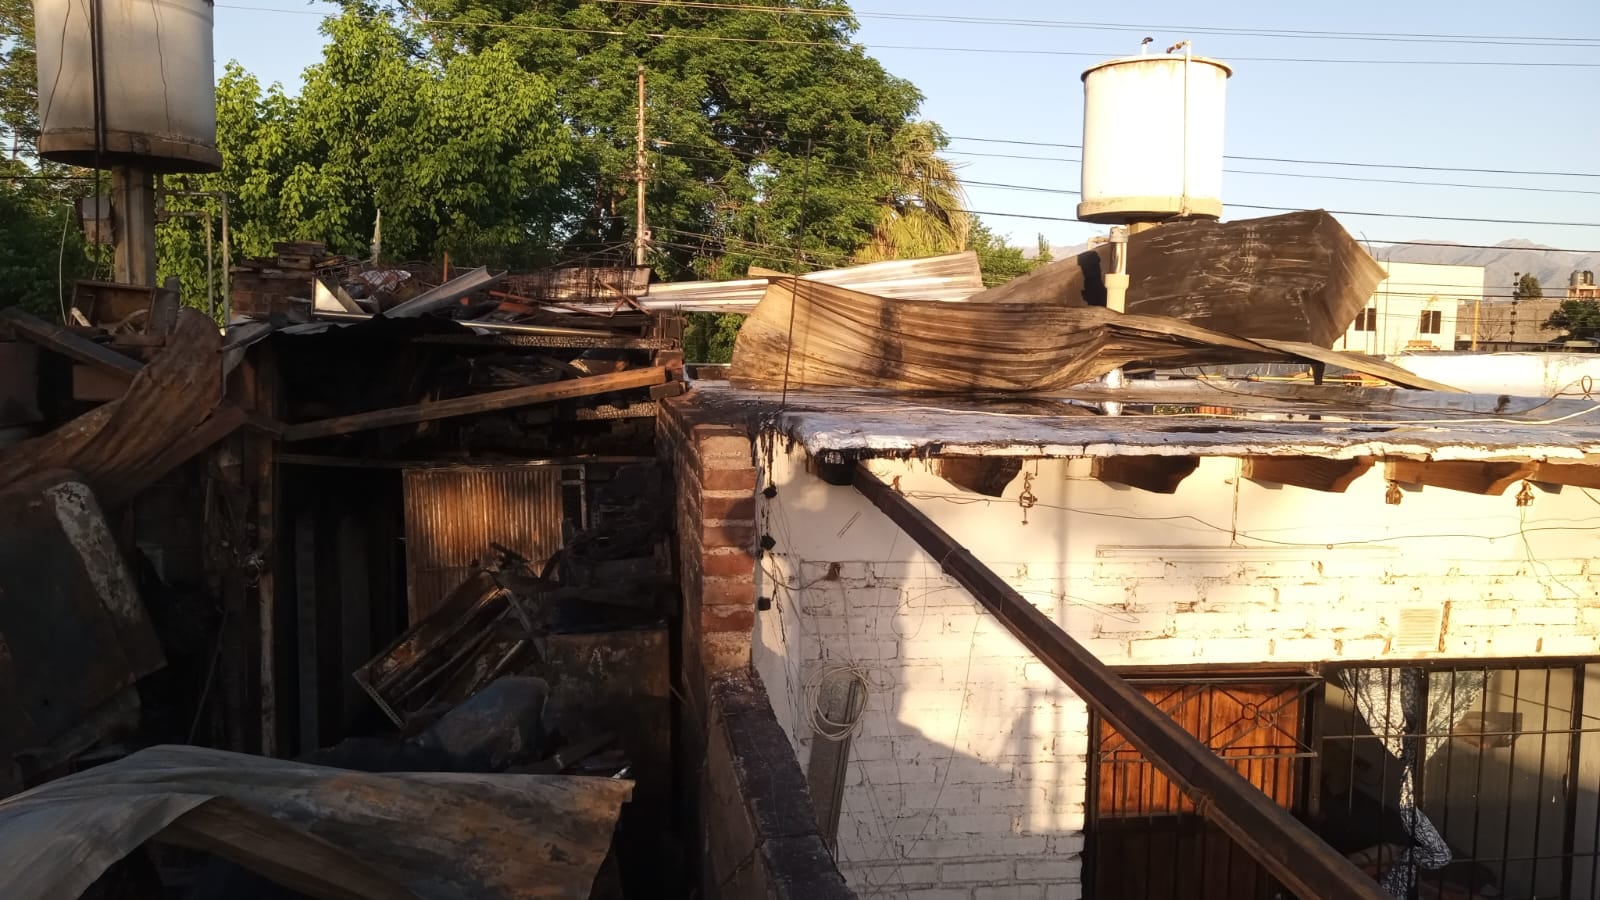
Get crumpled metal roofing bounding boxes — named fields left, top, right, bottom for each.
left=0, top=744, right=632, bottom=900
left=621, top=250, right=985, bottom=313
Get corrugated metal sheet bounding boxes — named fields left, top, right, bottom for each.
left=566, top=250, right=986, bottom=314
left=403, top=467, right=565, bottom=623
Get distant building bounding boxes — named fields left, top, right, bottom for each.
left=1569, top=270, right=1598, bottom=302
left=1337, top=261, right=1483, bottom=355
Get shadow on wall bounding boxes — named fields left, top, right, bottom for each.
left=754, top=453, right=1098, bottom=899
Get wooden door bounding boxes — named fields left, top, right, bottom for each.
left=1090, top=677, right=1319, bottom=900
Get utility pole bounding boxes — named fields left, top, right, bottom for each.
left=634, top=64, right=649, bottom=266
left=1511, top=271, right=1521, bottom=351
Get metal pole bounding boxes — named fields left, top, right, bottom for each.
left=1101, top=225, right=1130, bottom=415
left=635, top=64, right=648, bottom=267
left=1472, top=296, right=1480, bottom=351
left=112, top=165, right=158, bottom=286
left=221, top=194, right=231, bottom=323
left=204, top=209, right=215, bottom=320
left=850, top=463, right=1389, bottom=900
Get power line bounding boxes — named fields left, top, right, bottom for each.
left=966, top=205, right=1600, bottom=232
left=208, top=7, right=1600, bottom=180
left=663, top=145, right=1600, bottom=229
left=215, top=4, right=1600, bottom=68
left=948, top=135, right=1600, bottom=180
left=593, top=0, right=1600, bottom=49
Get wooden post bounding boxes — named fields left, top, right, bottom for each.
left=253, top=344, right=280, bottom=756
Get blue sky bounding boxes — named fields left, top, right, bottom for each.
left=213, top=0, right=1600, bottom=253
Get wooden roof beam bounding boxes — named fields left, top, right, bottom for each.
left=1243, top=456, right=1374, bottom=493
left=1384, top=459, right=1534, bottom=496
left=1092, top=455, right=1199, bottom=494
left=1528, top=461, right=1600, bottom=490
left=283, top=366, right=667, bottom=442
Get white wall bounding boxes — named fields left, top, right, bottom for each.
left=1339, top=261, right=1483, bottom=355
left=752, top=447, right=1600, bottom=900
left=1393, top=352, right=1600, bottom=399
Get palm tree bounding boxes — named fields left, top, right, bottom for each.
left=855, top=121, right=971, bottom=263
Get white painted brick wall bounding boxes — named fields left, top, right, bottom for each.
left=752, top=447, right=1600, bottom=898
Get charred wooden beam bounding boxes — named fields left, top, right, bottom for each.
left=283, top=367, right=669, bottom=441
left=1385, top=459, right=1533, bottom=496
left=851, top=464, right=1387, bottom=900
left=1243, top=456, right=1373, bottom=493
left=1529, top=461, right=1600, bottom=490
left=1091, top=455, right=1199, bottom=494
left=1, top=307, right=142, bottom=379
left=937, top=457, right=1023, bottom=498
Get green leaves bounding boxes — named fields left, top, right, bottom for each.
left=1544, top=298, right=1600, bottom=341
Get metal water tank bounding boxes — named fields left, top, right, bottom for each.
left=1078, top=52, right=1230, bottom=224
left=33, top=0, right=221, bottom=172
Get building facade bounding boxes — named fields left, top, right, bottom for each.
left=1337, top=261, right=1484, bottom=356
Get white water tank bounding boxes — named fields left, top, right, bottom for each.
left=1078, top=52, right=1230, bottom=224
left=33, top=0, right=221, bottom=172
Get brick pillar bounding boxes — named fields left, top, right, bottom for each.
left=658, top=398, right=760, bottom=709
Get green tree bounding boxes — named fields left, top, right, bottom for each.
left=854, top=121, right=969, bottom=263
left=683, top=311, right=744, bottom=363
left=0, top=0, right=37, bottom=156
left=0, top=160, right=93, bottom=316
left=969, top=223, right=1047, bottom=287
left=153, top=12, right=579, bottom=305
left=397, top=0, right=935, bottom=276
left=1544, top=299, right=1600, bottom=341
left=1515, top=273, right=1543, bottom=302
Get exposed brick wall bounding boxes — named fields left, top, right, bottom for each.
left=661, top=397, right=860, bottom=897
left=657, top=396, right=761, bottom=707
left=702, top=669, right=857, bottom=900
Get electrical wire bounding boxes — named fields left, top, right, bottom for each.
left=56, top=203, right=71, bottom=324
left=591, top=0, right=1600, bottom=49
left=215, top=3, right=1600, bottom=68
left=659, top=144, right=1600, bottom=233
left=948, top=135, right=1600, bottom=179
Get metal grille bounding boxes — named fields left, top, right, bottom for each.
left=1321, top=662, right=1600, bottom=900
left=1087, top=664, right=1600, bottom=900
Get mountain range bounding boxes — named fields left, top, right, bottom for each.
left=1372, top=240, right=1597, bottom=296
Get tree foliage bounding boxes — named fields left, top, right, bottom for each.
left=1, top=0, right=1047, bottom=324
left=0, top=160, right=93, bottom=314
left=1544, top=299, right=1600, bottom=341
left=1515, top=273, right=1543, bottom=302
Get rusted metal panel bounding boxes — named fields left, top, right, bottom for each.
left=0, top=744, right=632, bottom=900
left=0, top=471, right=164, bottom=794
left=402, top=466, right=565, bottom=622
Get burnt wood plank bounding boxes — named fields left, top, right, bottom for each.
left=1092, top=456, right=1200, bottom=494
left=1243, top=456, right=1374, bottom=493
left=1385, top=459, right=1533, bottom=495
left=1, top=307, right=142, bottom=379
left=283, top=367, right=668, bottom=441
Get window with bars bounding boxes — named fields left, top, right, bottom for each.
left=1087, top=663, right=1600, bottom=900
left=1419, top=310, right=1444, bottom=335
left=1355, top=308, right=1379, bottom=332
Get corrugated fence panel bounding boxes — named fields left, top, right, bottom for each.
left=402, top=467, right=565, bottom=623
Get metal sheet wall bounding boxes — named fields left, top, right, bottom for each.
left=402, top=467, right=565, bottom=622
